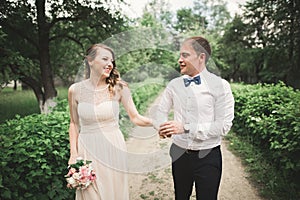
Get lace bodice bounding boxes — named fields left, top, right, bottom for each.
left=73, top=80, right=122, bottom=131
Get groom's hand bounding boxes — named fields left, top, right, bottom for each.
left=159, top=121, right=184, bottom=138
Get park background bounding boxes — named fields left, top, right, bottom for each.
left=0, top=0, right=299, bottom=199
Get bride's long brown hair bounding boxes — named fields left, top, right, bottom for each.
left=84, top=43, right=123, bottom=94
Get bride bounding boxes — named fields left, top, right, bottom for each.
left=67, top=43, right=153, bottom=199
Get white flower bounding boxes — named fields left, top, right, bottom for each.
left=67, top=177, right=76, bottom=185
left=72, top=172, right=80, bottom=180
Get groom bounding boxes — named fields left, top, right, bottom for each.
left=154, top=36, right=235, bottom=200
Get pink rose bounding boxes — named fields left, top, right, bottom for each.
left=67, top=167, right=76, bottom=176
left=80, top=166, right=88, bottom=177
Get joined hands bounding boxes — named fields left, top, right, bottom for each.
left=158, top=120, right=184, bottom=138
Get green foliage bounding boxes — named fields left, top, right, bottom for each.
left=0, top=0, right=128, bottom=106
left=174, top=8, right=207, bottom=32
left=174, top=0, right=230, bottom=33
left=217, top=16, right=250, bottom=80
left=231, top=82, right=300, bottom=199
left=121, top=62, right=178, bottom=84
left=68, top=159, right=91, bottom=170
left=0, top=111, right=74, bottom=200
left=131, top=82, right=164, bottom=113
left=138, top=0, right=173, bottom=30
left=220, top=0, right=300, bottom=88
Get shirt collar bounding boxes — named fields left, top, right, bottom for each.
left=182, top=68, right=207, bottom=79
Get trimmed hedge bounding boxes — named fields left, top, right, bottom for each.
left=131, top=82, right=164, bottom=113
left=0, top=100, right=74, bottom=200
left=232, top=82, right=300, bottom=194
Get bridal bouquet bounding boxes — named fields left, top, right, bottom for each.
left=65, top=157, right=96, bottom=190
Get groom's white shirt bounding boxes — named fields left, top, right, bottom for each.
left=154, top=68, right=235, bottom=150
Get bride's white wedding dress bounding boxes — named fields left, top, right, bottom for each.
left=73, top=80, right=129, bottom=200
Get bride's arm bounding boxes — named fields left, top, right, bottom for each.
left=68, top=84, right=80, bottom=164
left=120, top=85, right=153, bottom=127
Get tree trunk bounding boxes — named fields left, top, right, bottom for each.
left=286, top=0, right=300, bottom=88
left=36, top=0, right=57, bottom=113
left=13, top=80, right=17, bottom=90
left=231, top=63, right=240, bottom=81
left=19, top=76, right=44, bottom=111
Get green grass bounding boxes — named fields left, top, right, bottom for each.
left=0, top=87, right=68, bottom=124
left=225, top=132, right=300, bottom=200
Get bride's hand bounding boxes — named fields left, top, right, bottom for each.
left=68, top=155, right=78, bottom=165
left=159, top=121, right=184, bottom=137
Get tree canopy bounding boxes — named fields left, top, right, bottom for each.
left=1, top=0, right=299, bottom=115
left=0, top=0, right=127, bottom=112
left=219, top=0, right=300, bottom=88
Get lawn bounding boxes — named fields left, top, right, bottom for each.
left=0, top=86, right=68, bottom=124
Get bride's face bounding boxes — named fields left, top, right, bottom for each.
left=89, top=47, right=114, bottom=78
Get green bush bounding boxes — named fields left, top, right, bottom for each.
left=0, top=101, right=74, bottom=200
left=232, top=82, right=300, bottom=198
left=131, top=82, right=164, bottom=113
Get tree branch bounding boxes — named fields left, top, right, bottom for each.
left=49, top=34, right=84, bottom=49
left=9, top=64, right=44, bottom=104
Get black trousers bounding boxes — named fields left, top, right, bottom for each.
left=170, top=143, right=222, bottom=200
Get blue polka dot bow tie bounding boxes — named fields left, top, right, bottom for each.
left=183, top=75, right=201, bottom=87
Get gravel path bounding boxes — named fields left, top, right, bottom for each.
left=126, top=125, right=262, bottom=200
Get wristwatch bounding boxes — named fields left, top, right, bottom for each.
left=183, top=123, right=190, bottom=133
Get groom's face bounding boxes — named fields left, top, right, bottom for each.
left=178, top=41, right=203, bottom=77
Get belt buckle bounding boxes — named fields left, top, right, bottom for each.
left=185, top=149, right=198, bottom=154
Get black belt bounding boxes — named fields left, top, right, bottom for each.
left=185, top=145, right=220, bottom=154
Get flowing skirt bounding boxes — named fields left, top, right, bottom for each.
left=76, top=126, right=129, bottom=200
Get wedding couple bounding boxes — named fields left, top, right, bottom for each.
left=67, top=36, right=235, bottom=200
